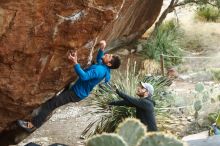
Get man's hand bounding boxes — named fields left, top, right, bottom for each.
left=68, top=51, right=78, bottom=65
left=99, top=40, right=106, bottom=51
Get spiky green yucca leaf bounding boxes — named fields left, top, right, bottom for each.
left=137, top=133, right=187, bottom=146
left=216, top=113, right=220, bottom=127
left=86, top=133, right=127, bottom=146
left=116, top=118, right=146, bottom=146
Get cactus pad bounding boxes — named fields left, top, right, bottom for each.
left=86, top=133, right=127, bottom=146
left=116, top=118, right=146, bottom=146
left=137, top=133, right=187, bottom=146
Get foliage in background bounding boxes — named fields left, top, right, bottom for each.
left=139, top=59, right=161, bottom=76
left=145, top=0, right=220, bottom=68
left=208, top=112, right=220, bottom=123
left=82, top=61, right=172, bottom=137
left=86, top=118, right=187, bottom=146
left=141, top=20, right=183, bottom=67
left=191, top=81, right=220, bottom=136
left=196, top=5, right=220, bottom=21
left=185, top=0, right=220, bottom=8
left=210, top=68, right=220, bottom=81
left=153, top=0, right=220, bottom=30
left=209, top=112, right=220, bottom=136
left=180, top=35, right=203, bottom=53
left=155, top=81, right=220, bottom=136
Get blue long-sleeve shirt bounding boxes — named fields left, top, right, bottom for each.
left=71, top=49, right=110, bottom=99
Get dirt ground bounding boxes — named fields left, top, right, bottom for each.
left=17, top=3, right=220, bottom=146
left=17, top=100, right=94, bottom=146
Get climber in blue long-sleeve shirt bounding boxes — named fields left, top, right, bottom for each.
left=17, top=40, right=121, bottom=132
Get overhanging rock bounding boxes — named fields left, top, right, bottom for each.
left=0, top=0, right=163, bottom=134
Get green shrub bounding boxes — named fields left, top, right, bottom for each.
left=210, top=68, right=220, bottom=81
left=196, top=5, right=220, bottom=22
left=208, top=112, right=219, bottom=123
left=141, top=20, right=183, bottom=67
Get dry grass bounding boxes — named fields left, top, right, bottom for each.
left=139, top=59, right=161, bottom=75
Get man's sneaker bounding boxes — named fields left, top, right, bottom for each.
left=17, top=120, right=35, bottom=133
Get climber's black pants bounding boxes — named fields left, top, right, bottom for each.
left=32, top=90, right=81, bottom=128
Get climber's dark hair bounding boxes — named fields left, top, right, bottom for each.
left=109, top=55, right=121, bottom=69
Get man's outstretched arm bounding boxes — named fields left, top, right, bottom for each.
left=96, top=40, right=106, bottom=64
left=109, top=99, right=134, bottom=107
left=74, top=64, right=101, bottom=80
left=116, top=89, right=151, bottom=110
left=68, top=51, right=100, bottom=80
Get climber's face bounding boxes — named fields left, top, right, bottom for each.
left=102, top=54, right=113, bottom=67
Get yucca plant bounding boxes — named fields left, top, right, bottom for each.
left=81, top=60, right=172, bottom=137
left=141, top=20, right=183, bottom=67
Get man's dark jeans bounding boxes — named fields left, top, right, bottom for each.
left=32, top=90, right=81, bottom=128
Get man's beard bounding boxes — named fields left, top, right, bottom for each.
left=136, top=92, right=145, bottom=97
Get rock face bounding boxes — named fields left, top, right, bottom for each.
left=0, top=0, right=163, bottom=133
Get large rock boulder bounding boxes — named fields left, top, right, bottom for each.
left=0, top=0, right=163, bottom=133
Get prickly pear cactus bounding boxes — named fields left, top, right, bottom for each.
left=195, top=82, right=204, bottom=93
left=137, top=133, right=188, bottom=146
left=86, top=133, right=127, bottom=146
left=86, top=118, right=187, bottom=146
left=202, top=91, right=210, bottom=102
left=116, top=118, right=145, bottom=146
left=194, top=100, right=202, bottom=112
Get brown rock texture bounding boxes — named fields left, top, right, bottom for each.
left=0, top=0, right=163, bottom=133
